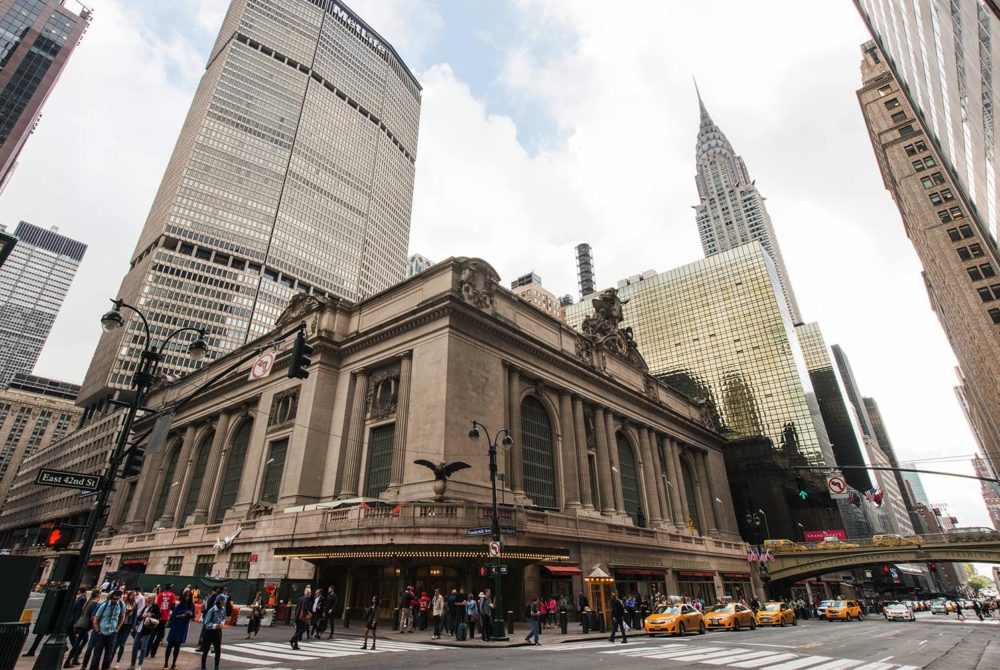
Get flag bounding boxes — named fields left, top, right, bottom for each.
left=848, top=490, right=862, bottom=507
left=864, top=487, right=883, bottom=507
left=390, top=504, right=401, bottom=516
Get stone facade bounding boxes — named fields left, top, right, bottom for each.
left=6, top=257, right=751, bottom=617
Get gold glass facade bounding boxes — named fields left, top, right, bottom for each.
left=566, top=243, right=832, bottom=468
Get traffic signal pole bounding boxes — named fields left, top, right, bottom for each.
left=794, top=464, right=1000, bottom=484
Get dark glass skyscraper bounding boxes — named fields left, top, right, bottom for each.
left=0, top=0, right=90, bottom=192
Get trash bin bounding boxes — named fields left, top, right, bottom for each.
left=0, top=622, right=29, bottom=670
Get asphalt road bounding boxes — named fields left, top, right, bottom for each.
left=149, top=613, right=998, bottom=670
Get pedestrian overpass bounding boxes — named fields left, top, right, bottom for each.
left=766, top=532, right=1000, bottom=581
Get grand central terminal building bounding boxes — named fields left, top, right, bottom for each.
left=5, top=258, right=755, bottom=619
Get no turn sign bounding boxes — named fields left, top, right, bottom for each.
left=248, top=350, right=275, bottom=381
left=488, top=541, right=501, bottom=557
left=827, top=474, right=848, bottom=499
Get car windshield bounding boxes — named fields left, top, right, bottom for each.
left=763, top=603, right=783, bottom=611
left=708, top=605, right=734, bottom=613
left=819, top=600, right=836, bottom=607
left=887, top=605, right=907, bottom=610
left=655, top=606, right=681, bottom=614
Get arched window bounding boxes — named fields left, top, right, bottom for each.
left=681, top=458, right=700, bottom=532
left=153, top=445, right=181, bottom=522
left=181, top=431, right=214, bottom=522
left=214, top=421, right=252, bottom=523
left=520, top=396, right=556, bottom=509
left=616, top=432, right=641, bottom=524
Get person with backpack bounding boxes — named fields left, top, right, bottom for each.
left=201, top=595, right=227, bottom=670
left=453, top=588, right=468, bottom=637
left=524, top=596, right=541, bottom=645
left=130, top=599, right=161, bottom=670
left=87, top=589, right=125, bottom=670
left=464, top=592, right=479, bottom=640
left=361, top=595, right=379, bottom=650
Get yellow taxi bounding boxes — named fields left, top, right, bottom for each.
left=763, top=538, right=806, bottom=552
left=704, top=603, right=757, bottom=631
left=643, top=603, right=706, bottom=636
left=872, top=533, right=923, bottom=547
left=824, top=600, right=864, bottom=622
left=755, top=601, right=797, bottom=627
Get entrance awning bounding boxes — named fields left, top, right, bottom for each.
left=615, top=569, right=665, bottom=577
left=722, top=573, right=751, bottom=579
left=544, top=565, right=583, bottom=576
left=677, top=571, right=715, bottom=578
left=275, top=544, right=570, bottom=562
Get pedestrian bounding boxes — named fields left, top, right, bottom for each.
left=608, top=591, right=627, bottom=644
left=524, top=596, right=541, bottom=645
left=324, top=587, right=338, bottom=638
left=112, top=590, right=137, bottom=668
left=578, top=592, right=589, bottom=623
left=87, top=588, right=125, bottom=670
left=64, top=587, right=89, bottom=668
left=310, top=588, right=325, bottom=637
left=162, top=591, right=195, bottom=670
left=67, top=588, right=102, bottom=668
left=200, top=595, right=227, bottom=670
left=361, top=595, right=379, bottom=650
left=247, top=592, right=263, bottom=639
left=547, top=595, right=557, bottom=629
left=398, top=586, right=414, bottom=632
left=445, top=589, right=457, bottom=635
left=194, top=588, right=221, bottom=653
left=973, top=600, right=984, bottom=621
left=147, top=583, right=176, bottom=659
left=129, top=598, right=161, bottom=670
left=538, top=597, right=548, bottom=632
left=479, top=590, right=493, bottom=642
left=418, top=591, right=430, bottom=630
left=955, top=600, right=965, bottom=621
left=465, top=591, right=479, bottom=639
left=453, top=588, right=467, bottom=636
left=289, top=587, right=312, bottom=650
left=411, top=588, right=420, bottom=632
left=431, top=588, right=445, bottom=639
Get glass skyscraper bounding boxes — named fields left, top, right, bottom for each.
left=0, top=0, right=90, bottom=192
left=854, top=1, right=1000, bottom=243
left=693, top=89, right=802, bottom=323
left=79, top=0, right=422, bottom=406
left=0, top=221, right=86, bottom=388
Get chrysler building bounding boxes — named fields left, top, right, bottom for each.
left=693, top=88, right=802, bottom=323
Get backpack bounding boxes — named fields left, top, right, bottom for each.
left=95, top=601, right=123, bottom=628
left=465, top=599, right=478, bottom=618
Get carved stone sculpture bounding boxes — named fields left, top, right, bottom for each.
left=577, top=288, right=648, bottom=370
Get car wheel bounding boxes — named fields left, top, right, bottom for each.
left=675, top=622, right=685, bottom=637
left=698, top=621, right=706, bottom=635
left=750, top=618, right=757, bottom=630
left=779, top=618, right=785, bottom=627
left=858, top=614, right=865, bottom=622
left=792, top=617, right=798, bottom=627
left=733, top=619, right=741, bottom=632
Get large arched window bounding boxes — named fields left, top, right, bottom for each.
left=181, top=431, right=214, bottom=522
left=616, top=432, right=641, bottom=524
left=520, top=396, right=556, bottom=509
left=213, top=421, right=252, bottom=523
left=681, top=458, right=700, bottom=532
left=153, top=445, right=181, bottom=522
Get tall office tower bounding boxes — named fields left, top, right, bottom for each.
left=972, top=454, right=1000, bottom=529
left=863, top=396, right=913, bottom=506
left=0, top=221, right=85, bottom=388
left=0, top=0, right=90, bottom=192
left=693, top=89, right=802, bottom=323
left=857, top=41, right=1000, bottom=471
left=78, top=0, right=421, bottom=407
left=509, top=272, right=562, bottom=319
left=831, top=345, right=914, bottom=535
left=565, top=242, right=831, bottom=468
left=899, top=463, right=931, bottom=505
left=575, top=243, right=595, bottom=298
left=854, top=1, right=1000, bottom=243
left=0, top=225, right=15, bottom=268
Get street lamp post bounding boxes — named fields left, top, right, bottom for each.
left=35, top=299, right=207, bottom=670
left=757, top=509, right=771, bottom=541
left=468, top=420, right=512, bottom=642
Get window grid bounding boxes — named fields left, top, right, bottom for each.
left=520, top=396, right=556, bottom=509
left=363, top=424, right=394, bottom=498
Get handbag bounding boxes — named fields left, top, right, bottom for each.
left=143, top=616, right=160, bottom=629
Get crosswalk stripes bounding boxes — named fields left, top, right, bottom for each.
left=526, top=639, right=926, bottom=670
left=181, top=636, right=450, bottom=665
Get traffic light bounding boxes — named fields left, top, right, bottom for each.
left=479, top=565, right=488, bottom=578
left=45, top=525, right=71, bottom=549
left=928, top=562, right=937, bottom=572
left=287, top=330, right=313, bottom=380
left=882, top=565, right=891, bottom=574
left=795, top=477, right=809, bottom=501
left=120, top=445, right=145, bottom=478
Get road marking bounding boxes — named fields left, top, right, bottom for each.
left=918, top=640, right=927, bottom=645
left=852, top=663, right=895, bottom=670
left=741, top=642, right=799, bottom=648
left=730, top=653, right=798, bottom=668
left=766, top=656, right=835, bottom=670
left=876, top=656, right=894, bottom=662
left=647, top=646, right=750, bottom=661
left=806, top=660, right=864, bottom=670
left=700, top=650, right=781, bottom=665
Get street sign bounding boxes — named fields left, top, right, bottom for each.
left=35, top=468, right=100, bottom=491
left=248, top=350, right=275, bottom=381
left=466, top=526, right=493, bottom=537
left=827, top=474, right=848, bottom=500
left=500, top=526, right=516, bottom=536
left=489, top=565, right=508, bottom=576
left=488, top=541, right=501, bottom=557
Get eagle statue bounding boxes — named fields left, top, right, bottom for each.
left=414, top=459, right=471, bottom=500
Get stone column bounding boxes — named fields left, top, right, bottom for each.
left=171, top=424, right=205, bottom=526
left=558, top=390, right=581, bottom=508
left=638, top=428, right=662, bottom=524
left=660, top=435, right=683, bottom=526
left=190, top=412, right=233, bottom=524
left=695, top=450, right=718, bottom=536
left=155, top=424, right=198, bottom=528
left=572, top=397, right=593, bottom=510
left=604, top=412, right=625, bottom=513
left=507, top=367, right=524, bottom=494
left=669, top=438, right=690, bottom=527
left=337, top=369, right=369, bottom=497
left=388, top=353, right=412, bottom=489
left=129, top=445, right=165, bottom=532
left=591, top=407, right=615, bottom=515
left=651, top=434, right=674, bottom=524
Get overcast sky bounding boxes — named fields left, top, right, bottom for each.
left=0, top=0, right=993, bottom=539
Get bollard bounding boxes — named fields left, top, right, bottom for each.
left=507, top=612, right=514, bottom=635
left=559, top=608, right=568, bottom=634
left=344, top=607, right=351, bottom=629
left=582, top=611, right=591, bottom=634
left=596, top=611, right=606, bottom=633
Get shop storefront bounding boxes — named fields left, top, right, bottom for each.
left=613, top=569, right=667, bottom=601
left=541, top=565, right=581, bottom=607
left=120, top=551, right=150, bottom=575
left=721, top=572, right=753, bottom=602
left=676, top=571, right=717, bottom=604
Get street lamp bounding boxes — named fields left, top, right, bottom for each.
left=37, top=299, right=208, bottom=670
left=757, top=509, right=771, bottom=541
left=796, top=522, right=805, bottom=541
left=469, top=419, right=512, bottom=642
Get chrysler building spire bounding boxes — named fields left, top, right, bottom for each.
left=692, top=86, right=802, bottom=323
